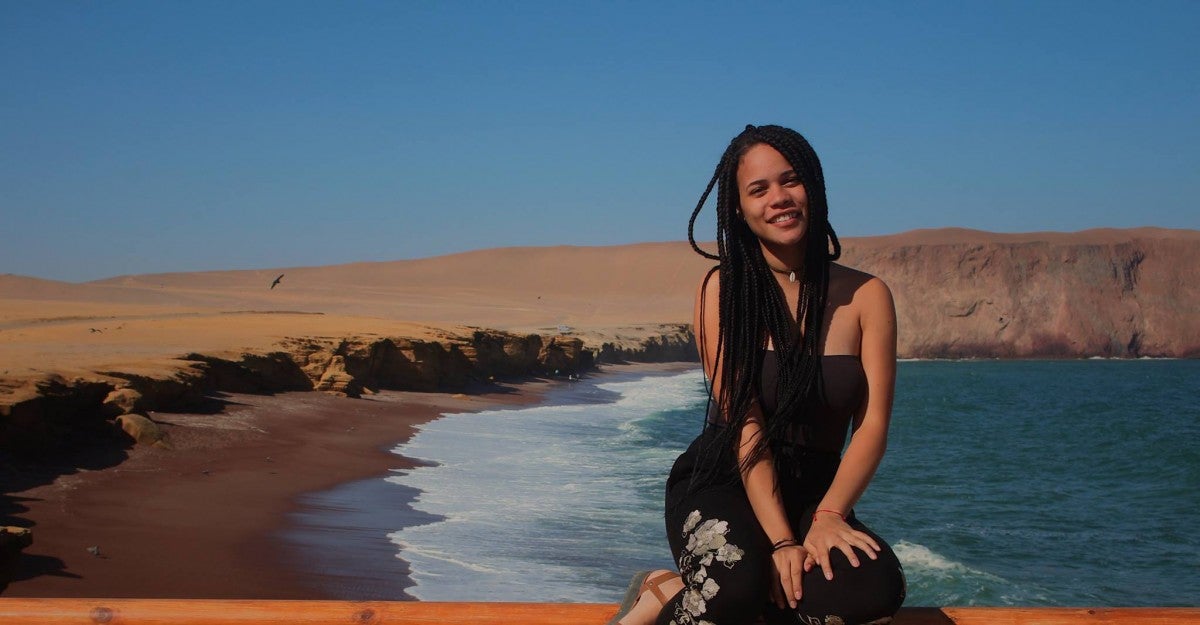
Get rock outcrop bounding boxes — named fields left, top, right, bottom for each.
left=596, top=324, right=698, bottom=363
left=0, top=376, right=120, bottom=457
left=840, top=229, right=1199, bottom=358
left=0, top=526, right=33, bottom=588
left=114, top=413, right=173, bottom=449
left=0, top=327, right=684, bottom=458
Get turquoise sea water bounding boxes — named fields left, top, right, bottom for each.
left=869, top=360, right=1200, bottom=606
left=305, top=360, right=1200, bottom=606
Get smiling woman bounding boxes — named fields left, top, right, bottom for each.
left=735, top=144, right=812, bottom=272
left=608, top=125, right=906, bottom=625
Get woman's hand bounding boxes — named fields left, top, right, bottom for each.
left=802, top=513, right=881, bottom=580
left=769, top=544, right=813, bottom=609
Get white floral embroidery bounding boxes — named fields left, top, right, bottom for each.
left=670, top=510, right=743, bottom=625
left=681, top=588, right=707, bottom=616
left=716, top=542, right=744, bottom=565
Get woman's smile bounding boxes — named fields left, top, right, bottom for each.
left=737, top=143, right=811, bottom=259
left=768, top=211, right=802, bottom=226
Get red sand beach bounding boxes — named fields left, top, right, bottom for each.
left=2, top=362, right=687, bottom=600
left=1, top=384, right=550, bottom=599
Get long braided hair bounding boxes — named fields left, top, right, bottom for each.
left=687, top=124, right=842, bottom=486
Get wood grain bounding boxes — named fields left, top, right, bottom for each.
left=0, top=600, right=1197, bottom=625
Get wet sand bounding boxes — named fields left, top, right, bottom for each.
left=1, top=382, right=549, bottom=599
left=1, top=363, right=691, bottom=599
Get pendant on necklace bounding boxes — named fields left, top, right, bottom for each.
left=788, top=271, right=796, bottom=283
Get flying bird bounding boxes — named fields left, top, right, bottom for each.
left=270, top=274, right=284, bottom=289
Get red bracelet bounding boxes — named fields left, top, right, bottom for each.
left=814, top=508, right=845, bottom=521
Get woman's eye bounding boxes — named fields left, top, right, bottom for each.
left=783, top=177, right=801, bottom=187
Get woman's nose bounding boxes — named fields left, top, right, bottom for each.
left=767, top=185, right=793, bottom=207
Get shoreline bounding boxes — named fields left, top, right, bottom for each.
left=1, top=362, right=697, bottom=599
left=379, top=361, right=701, bottom=602
left=282, top=361, right=700, bottom=601
left=0, top=379, right=552, bottom=598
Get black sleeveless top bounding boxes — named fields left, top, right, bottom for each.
left=705, top=352, right=867, bottom=452
left=759, top=350, right=867, bottom=454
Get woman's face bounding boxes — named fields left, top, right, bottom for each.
left=735, top=143, right=810, bottom=255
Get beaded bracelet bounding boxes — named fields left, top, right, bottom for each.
left=814, top=508, right=846, bottom=521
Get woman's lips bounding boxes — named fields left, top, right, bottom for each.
left=768, top=211, right=800, bottom=225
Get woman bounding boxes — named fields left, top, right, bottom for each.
left=611, top=125, right=906, bottom=625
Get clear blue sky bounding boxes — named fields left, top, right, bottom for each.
left=3, top=1, right=1197, bottom=282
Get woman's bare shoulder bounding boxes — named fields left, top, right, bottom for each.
left=830, top=262, right=894, bottom=310
left=695, top=265, right=722, bottom=297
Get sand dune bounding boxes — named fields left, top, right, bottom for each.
left=2, top=228, right=1197, bottom=391
left=1, top=241, right=710, bottom=385
left=76, top=241, right=714, bottom=328
left=4, top=241, right=714, bottom=331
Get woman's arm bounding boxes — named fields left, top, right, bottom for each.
left=694, top=271, right=807, bottom=608
left=739, top=410, right=809, bottom=608
left=802, top=276, right=897, bottom=578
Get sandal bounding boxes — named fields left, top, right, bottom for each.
left=606, top=569, right=680, bottom=625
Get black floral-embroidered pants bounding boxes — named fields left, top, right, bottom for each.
left=657, top=431, right=906, bottom=625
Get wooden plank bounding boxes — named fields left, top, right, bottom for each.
left=0, top=599, right=612, bottom=625
left=0, top=599, right=1196, bottom=624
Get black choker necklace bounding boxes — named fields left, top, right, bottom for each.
left=768, top=265, right=799, bottom=283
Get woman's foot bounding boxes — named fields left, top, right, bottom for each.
left=616, top=569, right=683, bottom=625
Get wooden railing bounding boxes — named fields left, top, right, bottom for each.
left=0, top=600, right=1197, bottom=624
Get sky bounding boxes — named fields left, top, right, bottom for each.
left=2, top=1, right=1197, bottom=282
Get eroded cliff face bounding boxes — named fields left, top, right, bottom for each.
left=841, top=231, right=1198, bottom=358
left=596, top=324, right=698, bottom=363
left=0, top=328, right=682, bottom=458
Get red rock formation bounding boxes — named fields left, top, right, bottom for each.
left=840, top=228, right=1199, bottom=358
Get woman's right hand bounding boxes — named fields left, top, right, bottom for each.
left=769, top=544, right=811, bottom=609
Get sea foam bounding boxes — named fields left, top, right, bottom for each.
left=387, top=368, right=707, bottom=601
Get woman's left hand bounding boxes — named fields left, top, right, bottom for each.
left=802, top=513, right=881, bottom=580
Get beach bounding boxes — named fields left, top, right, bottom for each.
left=2, top=361, right=694, bottom=600
left=1, top=384, right=548, bottom=598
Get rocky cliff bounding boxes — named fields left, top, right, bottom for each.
left=0, top=327, right=688, bottom=458
left=594, top=324, right=698, bottom=364
left=840, top=228, right=1199, bottom=358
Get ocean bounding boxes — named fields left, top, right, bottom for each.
left=303, top=360, right=1200, bottom=606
